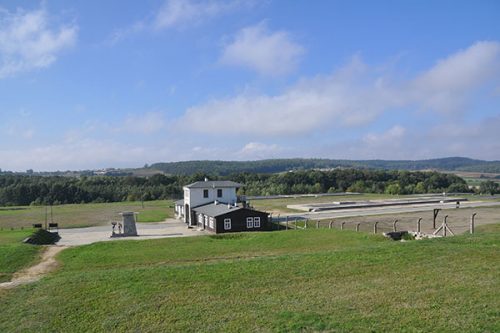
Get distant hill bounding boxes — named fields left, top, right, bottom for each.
left=149, top=157, right=500, bottom=176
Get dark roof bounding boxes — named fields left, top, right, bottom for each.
left=184, top=180, right=243, bottom=189
left=174, top=199, right=184, bottom=205
left=193, top=203, right=244, bottom=217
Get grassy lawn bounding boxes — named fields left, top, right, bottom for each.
left=0, top=200, right=174, bottom=229
left=0, top=228, right=499, bottom=332
left=0, top=230, right=41, bottom=283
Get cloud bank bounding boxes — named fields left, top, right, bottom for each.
left=0, top=6, right=77, bottom=78
left=180, top=41, right=500, bottom=137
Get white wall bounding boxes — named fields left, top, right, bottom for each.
left=184, top=186, right=237, bottom=209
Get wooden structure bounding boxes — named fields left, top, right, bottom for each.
left=193, top=203, right=269, bottom=234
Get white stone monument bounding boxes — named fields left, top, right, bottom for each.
left=120, top=211, right=138, bottom=236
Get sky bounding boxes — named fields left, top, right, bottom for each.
left=0, top=0, right=499, bottom=171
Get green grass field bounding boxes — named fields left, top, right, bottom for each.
left=0, top=200, right=174, bottom=229
left=0, top=230, right=42, bottom=283
left=1, top=227, right=499, bottom=332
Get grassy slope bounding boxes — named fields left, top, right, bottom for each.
left=0, top=200, right=174, bottom=229
left=1, top=228, right=499, bottom=332
left=0, top=230, right=41, bottom=282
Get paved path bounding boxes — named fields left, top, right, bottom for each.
left=0, top=246, right=68, bottom=289
left=57, top=219, right=205, bottom=246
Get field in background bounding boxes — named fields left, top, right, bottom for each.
left=0, top=200, right=174, bottom=229
left=0, top=227, right=498, bottom=332
left=449, top=170, right=500, bottom=188
left=251, top=193, right=400, bottom=213
left=250, top=193, right=497, bottom=215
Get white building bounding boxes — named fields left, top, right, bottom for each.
left=175, top=179, right=242, bottom=226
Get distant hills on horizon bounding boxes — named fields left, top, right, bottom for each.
left=3, top=157, right=500, bottom=176
left=148, top=157, right=500, bottom=176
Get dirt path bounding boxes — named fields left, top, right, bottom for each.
left=0, top=245, right=69, bottom=290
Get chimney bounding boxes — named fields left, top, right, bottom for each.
left=204, top=177, right=208, bottom=182
left=214, top=200, right=218, bottom=205
left=227, top=203, right=231, bottom=209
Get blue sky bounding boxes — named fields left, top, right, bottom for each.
left=0, top=0, right=499, bottom=171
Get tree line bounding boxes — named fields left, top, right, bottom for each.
left=149, top=157, right=500, bottom=175
left=0, top=169, right=480, bottom=206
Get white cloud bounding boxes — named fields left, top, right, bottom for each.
left=179, top=41, right=500, bottom=138
left=237, top=142, right=282, bottom=159
left=179, top=56, right=395, bottom=136
left=363, top=125, right=406, bottom=145
left=108, top=0, right=255, bottom=44
left=154, top=0, right=254, bottom=30
left=220, top=21, right=304, bottom=76
left=409, top=41, right=500, bottom=113
left=0, top=6, right=77, bottom=78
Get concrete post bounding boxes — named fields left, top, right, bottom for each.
left=356, top=223, right=360, bottom=232
left=374, top=222, right=378, bottom=234
left=393, top=219, right=398, bottom=232
left=341, top=222, right=345, bottom=230
left=470, top=213, right=477, bottom=234
left=443, top=215, right=448, bottom=237
left=120, top=212, right=138, bottom=236
left=433, top=209, right=440, bottom=229
left=304, top=219, right=308, bottom=229
left=329, top=220, right=334, bottom=229
left=417, top=218, right=422, bottom=233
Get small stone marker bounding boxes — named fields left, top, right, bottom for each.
left=121, top=212, right=138, bottom=236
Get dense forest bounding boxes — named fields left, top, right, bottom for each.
left=149, top=157, right=500, bottom=175
left=0, top=169, right=474, bottom=206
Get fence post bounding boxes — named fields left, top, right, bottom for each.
left=433, top=209, right=440, bottom=229
left=470, top=213, right=477, bottom=234
left=286, top=216, right=289, bottom=230
left=304, top=219, right=308, bottom=229
left=374, top=221, right=378, bottom=234
left=295, top=217, right=298, bottom=229
left=356, top=223, right=360, bottom=232
left=393, top=219, right=398, bottom=232
left=341, top=222, right=345, bottom=230
left=329, top=220, right=334, bottom=229
left=443, top=215, right=448, bottom=237
left=417, top=218, right=422, bottom=233
left=316, top=220, right=320, bottom=229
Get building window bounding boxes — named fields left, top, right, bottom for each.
left=197, top=214, right=203, bottom=224
left=203, top=189, right=209, bottom=198
left=209, top=217, right=214, bottom=229
left=224, top=218, right=231, bottom=230
left=204, top=215, right=208, bottom=227
left=254, top=217, right=261, bottom=228
left=217, top=189, right=222, bottom=198
left=246, top=217, right=254, bottom=228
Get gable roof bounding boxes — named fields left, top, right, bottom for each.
left=192, top=202, right=243, bottom=217
left=184, top=180, right=243, bottom=189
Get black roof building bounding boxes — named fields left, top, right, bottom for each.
left=192, top=202, right=270, bottom=234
